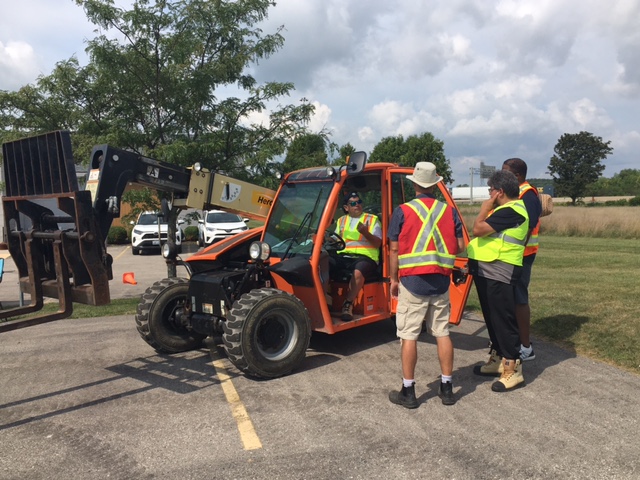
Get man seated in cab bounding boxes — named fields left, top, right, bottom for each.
left=333, top=192, right=382, bottom=321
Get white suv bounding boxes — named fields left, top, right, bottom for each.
left=198, top=210, right=248, bottom=247
left=131, top=211, right=184, bottom=255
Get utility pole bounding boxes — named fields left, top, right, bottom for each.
left=469, top=167, right=480, bottom=203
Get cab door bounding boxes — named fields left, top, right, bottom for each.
left=384, top=168, right=473, bottom=325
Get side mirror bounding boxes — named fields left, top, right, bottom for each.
left=178, top=219, right=185, bottom=225
left=243, top=218, right=249, bottom=223
left=345, top=151, right=367, bottom=176
left=130, top=220, right=135, bottom=225
left=198, top=219, right=204, bottom=224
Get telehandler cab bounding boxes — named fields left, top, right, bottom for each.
left=1, top=131, right=473, bottom=378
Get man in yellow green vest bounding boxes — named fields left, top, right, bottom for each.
left=468, top=170, right=529, bottom=392
left=502, top=158, right=541, bottom=362
left=335, top=192, right=382, bottom=320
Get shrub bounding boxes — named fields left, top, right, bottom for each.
left=107, top=226, right=129, bottom=244
left=629, top=196, right=640, bottom=206
left=604, top=199, right=628, bottom=206
left=184, top=226, right=199, bottom=241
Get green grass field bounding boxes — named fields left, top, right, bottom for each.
left=465, top=235, right=640, bottom=373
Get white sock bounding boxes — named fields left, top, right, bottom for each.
left=441, top=375, right=452, bottom=384
left=403, top=378, right=415, bottom=388
left=521, top=344, right=532, bottom=354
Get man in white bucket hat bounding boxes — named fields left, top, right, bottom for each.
left=387, top=162, right=465, bottom=408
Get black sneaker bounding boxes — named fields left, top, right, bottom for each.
left=388, top=383, right=419, bottom=409
left=438, top=381, right=456, bottom=406
left=520, top=343, right=536, bottom=362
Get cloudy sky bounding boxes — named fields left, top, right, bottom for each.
left=2, top=0, right=639, bottom=185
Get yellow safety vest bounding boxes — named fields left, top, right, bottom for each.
left=336, top=213, right=380, bottom=262
left=467, top=200, right=529, bottom=266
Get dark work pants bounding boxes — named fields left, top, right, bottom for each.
left=474, top=275, right=521, bottom=360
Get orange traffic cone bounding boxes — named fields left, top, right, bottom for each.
left=123, top=272, right=137, bottom=285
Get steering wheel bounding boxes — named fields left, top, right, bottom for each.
left=324, top=230, right=346, bottom=252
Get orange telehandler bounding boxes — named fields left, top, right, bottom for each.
left=0, top=131, right=473, bottom=378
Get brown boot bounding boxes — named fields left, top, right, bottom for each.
left=473, top=349, right=504, bottom=376
left=491, top=358, right=525, bottom=392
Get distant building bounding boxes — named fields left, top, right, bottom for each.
left=537, top=185, right=555, bottom=197
left=450, top=186, right=491, bottom=202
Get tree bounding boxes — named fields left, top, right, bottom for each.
left=586, top=169, right=640, bottom=197
left=548, top=131, right=613, bottom=205
left=0, top=0, right=314, bottom=175
left=120, top=187, right=162, bottom=229
left=282, top=133, right=330, bottom=173
left=369, top=133, right=454, bottom=185
left=335, top=143, right=356, bottom=165
left=369, top=135, right=406, bottom=164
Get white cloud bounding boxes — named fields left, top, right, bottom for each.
left=566, top=98, right=612, bottom=129
left=358, top=126, right=375, bottom=145
left=307, top=102, right=333, bottom=133
left=0, top=41, right=39, bottom=90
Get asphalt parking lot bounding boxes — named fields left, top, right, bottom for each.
left=1, top=244, right=639, bottom=479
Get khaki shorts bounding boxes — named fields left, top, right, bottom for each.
left=395, top=287, right=450, bottom=341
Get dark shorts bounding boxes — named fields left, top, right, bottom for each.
left=330, top=254, right=379, bottom=280
left=514, top=254, right=536, bottom=305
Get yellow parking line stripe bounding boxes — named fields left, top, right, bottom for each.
left=114, top=245, right=130, bottom=261
left=211, top=357, right=263, bottom=451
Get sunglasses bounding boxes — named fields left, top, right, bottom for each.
left=348, top=200, right=363, bottom=206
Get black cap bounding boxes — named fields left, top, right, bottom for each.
left=343, top=191, right=360, bottom=205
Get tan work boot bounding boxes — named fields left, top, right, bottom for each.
left=341, top=301, right=353, bottom=321
left=473, top=349, right=503, bottom=376
left=491, top=358, right=525, bottom=392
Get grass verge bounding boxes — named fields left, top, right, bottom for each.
left=466, top=235, right=640, bottom=373
left=3, top=297, right=141, bottom=321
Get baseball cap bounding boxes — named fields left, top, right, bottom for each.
left=343, top=191, right=360, bottom=205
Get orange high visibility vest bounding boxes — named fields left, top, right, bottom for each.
left=397, top=197, right=458, bottom=277
left=520, top=182, right=540, bottom=256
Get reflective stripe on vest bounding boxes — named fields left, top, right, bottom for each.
left=467, top=200, right=529, bottom=266
left=397, top=197, right=458, bottom=276
left=336, top=213, right=380, bottom=262
left=520, top=182, right=540, bottom=256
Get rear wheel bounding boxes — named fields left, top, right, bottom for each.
left=223, top=288, right=311, bottom=378
left=135, top=277, right=205, bottom=353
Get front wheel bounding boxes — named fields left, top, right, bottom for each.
left=222, top=288, right=312, bottom=378
left=135, top=277, right=205, bottom=353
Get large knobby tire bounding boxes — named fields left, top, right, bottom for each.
left=135, top=277, right=206, bottom=353
left=223, top=288, right=312, bottom=378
